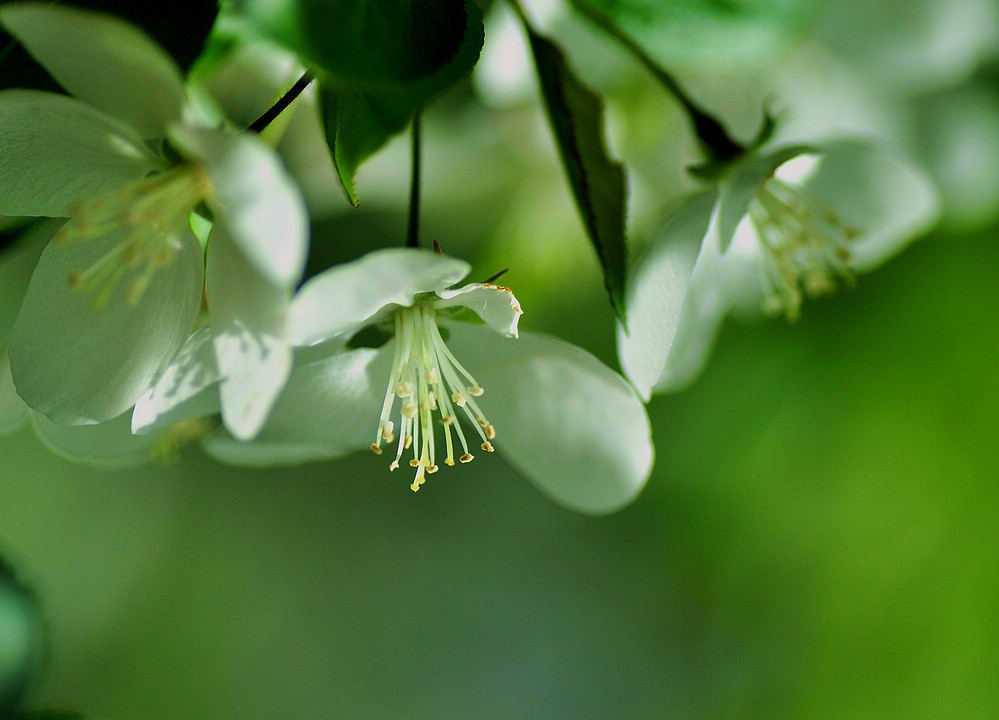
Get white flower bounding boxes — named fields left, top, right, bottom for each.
left=618, top=141, right=941, bottom=399
left=0, top=3, right=307, bottom=428
left=182, top=248, right=655, bottom=514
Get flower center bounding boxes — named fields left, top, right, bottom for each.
left=746, top=175, right=861, bottom=321
left=371, top=301, right=496, bottom=492
left=60, top=164, right=211, bottom=308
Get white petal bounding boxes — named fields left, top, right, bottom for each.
left=793, top=141, right=941, bottom=271
left=716, top=145, right=816, bottom=253
left=289, top=248, right=471, bottom=346
left=617, top=190, right=716, bottom=400
left=649, top=247, right=729, bottom=395
left=0, top=90, right=161, bottom=217
left=444, top=323, right=654, bottom=515
left=30, top=408, right=155, bottom=466
left=433, top=283, right=523, bottom=337
left=207, top=225, right=294, bottom=441
left=203, top=345, right=390, bottom=465
left=170, top=125, right=308, bottom=289
left=8, top=227, right=204, bottom=424
left=0, top=345, right=28, bottom=433
left=0, top=3, right=186, bottom=138
left=132, top=326, right=221, bottom=435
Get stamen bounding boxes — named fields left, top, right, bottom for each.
left=60, top=164, right=211, bottom=307
left=745, top=170, right=861, bottom=321
left=371, top=298, right=500, bottom=490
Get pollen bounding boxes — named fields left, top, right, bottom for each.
left=371, top=300, right=499, bottom=490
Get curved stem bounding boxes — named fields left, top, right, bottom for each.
left=247, top=72, right=314, bottom=133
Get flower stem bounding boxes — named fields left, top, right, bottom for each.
left=247, top=72, right=314, bottom=133
left=406, top=112, right=423, bottom=248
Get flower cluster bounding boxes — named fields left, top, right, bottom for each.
left=0, top=4, right=653, bottom=513
left=0, top=2, right=943, bottom=515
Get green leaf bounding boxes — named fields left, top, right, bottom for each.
left=235, top=0, right=470, bottom=85
left=0, top=0, right=217, bottom=92
left=568, top=0, right=815, bottom=72
left=522, top=25, right=628, bottom=321
left=317, top=1, right=483, bottom=205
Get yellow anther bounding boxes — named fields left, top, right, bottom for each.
left=401, top=401, right=417, bottom=419
left=481, top=441, right=494, bottom=452
left=485, top=424, right=496, bottom=440
left=395, top=381, right=413, bottom=397
left=427, top=465, right=439, bottom=474
left=459, top=453, right=474, bottom=463
left=439, top=416, right=453, bottom=425
left=467, top=386, right=484, bottom=397
left=425, top=368, right=438, bottom=384
left=451, top=392, right=466, bottom=407
left=370, top=443, right=382, bottom=455
left=410, top=459, right=420, bottom=467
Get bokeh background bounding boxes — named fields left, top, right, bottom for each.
left=3, top=0, right=999, bottom=717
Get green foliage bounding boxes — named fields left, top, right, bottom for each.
left=568, top=0, right=815, bottom=71
left=234, top=0, right=470, bottom=85
left=0, top=0, right=216, bottom=91
left=317, top=2, right=483, bottom=205
left=522, top=24, right=629, bottom=321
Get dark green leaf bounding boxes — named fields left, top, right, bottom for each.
left=0, top=0, right=217, bottom=91
left=317, top=1, right=483, bottom=206
left=523, top=26, right=629, bottom=321
left=568, top=0, right=815, bottom=72
left=235, top=0, right=469, bottom=85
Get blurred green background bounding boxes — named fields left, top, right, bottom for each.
left=4, top=0, right=999, bottom=717
left=2, top=225, right=997, bottom=718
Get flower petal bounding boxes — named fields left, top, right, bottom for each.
left=617, top=190, right=717, bottom=400
left=8, top=227, right=204, bottom=424
left=0, top=90, right=161, bottom=217
left=716, top=144, right=815, bottom=253
left=0, top=345, right=28, bottom=433
left=790, top=141, right=941, bottom=271
left=203, top=345, right=390, bottom=465
left=433, top=283, right=523, bottom=337
left=444, top=323, right=654, bottom=515
left=289, top=248, right=471, bottom=346
left=207, top=224, right=293, bottom=441
left=0, top=3, right=186, bottom=138
left=132, top=326, right=221, bottom=435
left=30, top=408, right=155, bottom=466
left=170, top=125, right=308, bottom=290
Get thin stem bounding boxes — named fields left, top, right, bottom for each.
left=247, top=72, right=314, bottom=133
left=406, top=112, right=423, bottom=248
left=510, top=0, right=744, bottom=163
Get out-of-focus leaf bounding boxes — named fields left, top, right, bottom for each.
left=568, top=0, right=815, bottom=72
left=0, top=0, right=217, bottom=91
left=522, top=25, right=628, bottom=320
left=318, top=1, right=483, bottom=205
left=234, top=0, right=469, bottom=85
left=0, top=556, right=45, bottom=714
